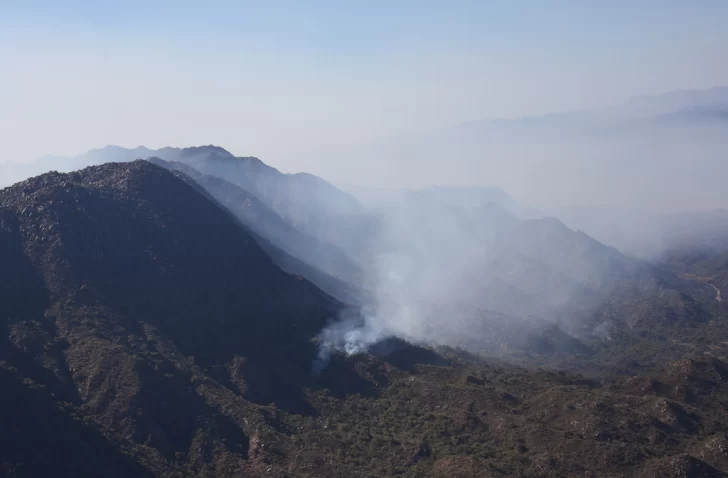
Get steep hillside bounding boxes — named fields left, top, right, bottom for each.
left=0, top=161, right=346, bottom=476
left=147, top=158, right=364, bottom=292
left=147, top=146, right=377, bottom=265
left=1, top=145, right=377, bottom=266
left=371, top=196, right=647, bottom=320
left=359, top=193, right=725, bottom=369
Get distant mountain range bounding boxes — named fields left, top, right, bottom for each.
left=553, top=206, right=728, bottom=260
left=460, top=85, right=728, bottom=138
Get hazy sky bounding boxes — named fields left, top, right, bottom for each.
left=2, top=1, right=728, bottom=196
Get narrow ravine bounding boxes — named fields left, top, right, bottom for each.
left=679, top=273, right=723, bottom=303
left=710, top=283, right=723, bottom=303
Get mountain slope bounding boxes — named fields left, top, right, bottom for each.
left=151, top=146, right=376, bottom=265
left=371, top=196, right=644, bottom=319
left=363, top=195, right=725, bottom=372
left=147, top=157, right=364, bottom=291
left=1, top=145, right=377, bottom=266
left=3, top=161, right=728, bottom=476
left=0, top=161, right=347, bottom=476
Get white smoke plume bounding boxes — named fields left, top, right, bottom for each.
left=311, top=193, right=500, bottom=370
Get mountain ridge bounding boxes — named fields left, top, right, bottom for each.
left=3, top=159, right=728, bottom=476
left=148, top=157, right=367, bottom=301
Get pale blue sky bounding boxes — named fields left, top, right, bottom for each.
left=1, top=1, right=727, bottom=187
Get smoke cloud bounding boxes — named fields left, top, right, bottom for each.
left=311, top=88, right=728, bottom=366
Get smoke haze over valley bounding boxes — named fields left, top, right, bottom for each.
left=3, top=137, right=726, bottom=367
left=3, top=2, right=728, bottom=476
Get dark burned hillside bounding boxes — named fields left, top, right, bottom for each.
left=146, top=157, right=367, bottom=305
left=0, top=161, right=343, bottom=476
left=2, top=162, right=728, bottom=477
left=0, top=160, right=338, bottom=361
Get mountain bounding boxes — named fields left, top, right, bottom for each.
left=4, top=162, right=728, bottom=476
left=1, top=145, right=377, bottom=266
left=369, top=194, right=638, bottom=318
left=151, top=147, right=376, bottom=265
left=554, top=206, right=728, bottom=260
left=0, top=161, right=350, bottom=475
left=478, top=210, right=726, bottom=345
left=147, top=157, right=365, bottom=298
left=625, top=86, right=728, bottom=117
left=361, top=194, right=726, bottom=373
left=461, top=85, right=728, bottom=137
left=5, top=145, right=717, bottom=340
